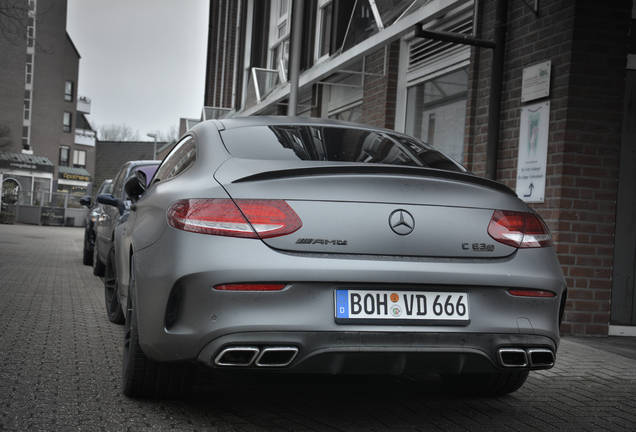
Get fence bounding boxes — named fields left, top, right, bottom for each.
left=0, top=189, right=87, bottom=227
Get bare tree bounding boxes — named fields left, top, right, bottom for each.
left=0, top=0, right=52, bottom=52
left=0, top=124, right=12, bottom=151
left=157, top=125, right=178, bottom=145
left=98, top=124, right=140, bottom=141
left=0, top=0, right=28, bottom=45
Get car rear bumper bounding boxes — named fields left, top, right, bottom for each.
left=196, top=331, right=556, bottom=375
left=132, top=229, right=566, bottom=366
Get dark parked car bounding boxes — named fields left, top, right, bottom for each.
left=94, top=160, right=159, bottom=324
left=107, top=117, right=565, bottom=399
left=80, top=179, right=112, bottom=265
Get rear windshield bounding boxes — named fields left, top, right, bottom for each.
left=220, top=126, right=465, bottom=172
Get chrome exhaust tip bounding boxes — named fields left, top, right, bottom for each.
left=528, top=348, right=555, bottom=368
left=497, top=348, right=529, bottom=367
left=214, top=346, right=260, bottom=367
left=255, top=346, right=299, bottom=367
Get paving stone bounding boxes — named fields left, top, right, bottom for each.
left=1, top=224, right=635, bottom=431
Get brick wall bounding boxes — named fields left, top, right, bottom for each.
left=466, top=0, right=632, bottom=335
left=94, top=141, right=163, bottom=192
left=361, top=42, right=400, bottom=129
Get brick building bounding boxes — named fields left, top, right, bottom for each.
left=94, top=140, right=165, bottom=192
left=199, top=0, right=636, bottom=336
left=0, top=0, right=95, bottom=209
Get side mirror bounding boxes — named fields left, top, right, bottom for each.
left=97, top=193, right=125, bottom=215
left=79, top=195, right=92, bottom=207
left=124, top=174, right=146, bottom=202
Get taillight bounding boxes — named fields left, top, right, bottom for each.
left=167, top=199, right=302, bottom=238
left=214, top=283, right=286, bottom=291
left=487, top=210, right=552, bottom=248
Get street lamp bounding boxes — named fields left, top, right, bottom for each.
left=146, top=133, right=157, bottom=160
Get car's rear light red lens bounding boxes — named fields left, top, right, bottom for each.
left=509, top=289, right=556, bottom=298
left=167, top=198, right=301, bottom=238
left=233, top=199, right=302, bottom=238
left=214, top=283, right=286, bottom=291
left=487, top=210, right=552, bottom=248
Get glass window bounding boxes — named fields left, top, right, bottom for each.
left=220, top=126, right=465, bottom=172
left=64, top=81, right=74, bottom=102
left=405, top=68, right=468, bottom=164
left=72, top=149, right=86, bottom=168
left=152, top=136, right=196, bottom=183
left=315, top=0, right=333, bottom=61
left=59, top=146, right=70, bottom=166
left=268, top=0, right=291, bottom=79
left=63, top=112, right=72, bottom=132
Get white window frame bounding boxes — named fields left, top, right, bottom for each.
left=72, top=149, right=86, bottom=168
left=314, top=0, right=333, bottom=64
left=268, top=0, right=291, bottom=81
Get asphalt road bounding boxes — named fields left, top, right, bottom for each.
left=1, top=224, right=635, bottom=431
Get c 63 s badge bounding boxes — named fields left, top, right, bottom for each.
left=296, top=238, right=348, bottom=246
left=462, top=242, right=495, bottom=252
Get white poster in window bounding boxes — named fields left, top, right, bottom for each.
left=516, top=101, right=550, bottom=203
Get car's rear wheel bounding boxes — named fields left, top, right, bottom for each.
left=122, top=259, right=192, bottom=399
left=104, top=247, right=124, bottom=324
left=93, top=237, right=106, bottom=276
left=443, top=369, right=529, bottom=396
left=82, top=230, right=93, bottom=266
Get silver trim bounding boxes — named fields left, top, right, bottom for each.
left=255, top=346, right=299, bottom=367
left=527, top=348, right=555, bottom=368
left=497, top=348, right=528, bottom=367
left=214, top=346, right=260, bottom=367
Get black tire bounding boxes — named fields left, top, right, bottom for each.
left=82, top=230, right=93, bottom=266
left=104, top=248, right=125, bottom=324
left=443, top=370, right=529, bottom=396
left=122, top=259, right=192, bottom=399
left=93, top=237, right=105, bottom=276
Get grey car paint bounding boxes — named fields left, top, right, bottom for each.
left=115, top=117, right=565, bottom=375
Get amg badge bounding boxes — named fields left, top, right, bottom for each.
left=296, top=238, right=348, bottom=246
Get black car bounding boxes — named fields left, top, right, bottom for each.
left=80, top=179, right=112, bottom=266
left=94, top=160, right=159, bottom=324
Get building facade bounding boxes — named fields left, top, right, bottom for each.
left=0, top=0, right=95, bottom=210
left=201, top=0, right=634, bottom=336
left=94, top=141, right=165, bottom=192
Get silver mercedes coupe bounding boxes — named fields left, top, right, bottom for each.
left=110, top=117, right=566, bottom=398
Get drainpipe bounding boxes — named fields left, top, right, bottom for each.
left=485, top=0, right=508, bottom=180
left=287, top=0, right=304, bottom=116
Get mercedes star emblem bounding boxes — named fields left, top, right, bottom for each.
left=389, top=209, right=415, bottom=235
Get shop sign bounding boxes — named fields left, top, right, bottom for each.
left=521, top=61, right=551, bottom=103
left=0, top=160, right=53, bottom=173
left=516, top=101, right=550, bottom=203
left=60, top=172, right=90, bottom=182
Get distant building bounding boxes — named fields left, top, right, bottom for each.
left=94, top=141, right=164, bottom=191
left=0, top=0, right=95, bottom=208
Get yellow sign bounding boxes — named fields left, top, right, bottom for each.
left=61, top=172, right=90, bottom=181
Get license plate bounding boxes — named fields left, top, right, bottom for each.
left=334, top=289, right=469, bottom=324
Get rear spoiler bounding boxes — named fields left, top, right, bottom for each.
left=231, top=165, right=516, bottom=196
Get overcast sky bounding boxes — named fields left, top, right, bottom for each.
left=66, top=0, right=209, bottom=140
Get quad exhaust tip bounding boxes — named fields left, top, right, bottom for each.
left=255, top=347, right=299, bottom=367
left=497, top=348, right=555, bottom=369
left=214, top=346, right=260, bottom=367
left=528, top=348, right=555, bottom=368
left=498, top=348, right=528, bottom=367
left=214, top=346, right=299, bottom=367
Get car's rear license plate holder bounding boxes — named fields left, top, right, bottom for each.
left=334, top=289, right=470, bottom=325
